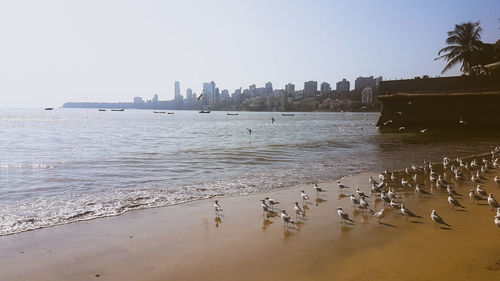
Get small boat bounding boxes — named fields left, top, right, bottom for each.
left=281, top=113, right=295, bottom=116
left=111, top=109, right=125, bottom=112
left=154, top=111, right=166, bottom=114
left=199, top=110, right=211, bottom=113
left=44, top=108, right=54, bottom=110
left=226, top=113, right=239, bottom=116
left=98, top=109, right=106, bottom=111
left=167, top=112, right=174, bottom=114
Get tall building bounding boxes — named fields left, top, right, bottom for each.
left=265, top=82, right=273, bottom=95
left=133, top=97, right=144, bottom=104
left=221, top=89, right=230, bottom=100
left=175, top=81, right=181, bottom=99
left=303, top=81, right=318, bottom=96
left=361, top=87, right=373, bottom=104
left=186, top=88, right=193, bottom=100
left=174, top=81, right=183, bottom=108
left=336, top=79, right=350, bottom=92
left=320, top=82, right=331, bottom=94
left=285, top=83, right=295, bottom=94
left=152, top=94, right=159, bottom=103
left=355, top=76, right=376, bottom=90
left=202, top=81, right=216, bottom=105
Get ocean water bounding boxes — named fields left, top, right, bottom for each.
left=1, top=108, right=499, bottom=235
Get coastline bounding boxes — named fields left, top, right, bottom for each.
left=1, top=155, right=500, bottom=280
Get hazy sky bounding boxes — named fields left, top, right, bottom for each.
left=1, top=0, right=499, bottom=107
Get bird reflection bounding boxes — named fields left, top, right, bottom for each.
left=315, top=197, right=327, bottom=206
left=338, top=194, right=348, bottom=200
left=214, top=217, right=222, bottom=228
left=262, top=218, right=273, bottom=230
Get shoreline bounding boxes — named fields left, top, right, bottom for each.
left=1, top=151, right=500, bottom=280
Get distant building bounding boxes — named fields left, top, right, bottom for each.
left=221, top=89, right=230, bottom=100
left=174, top=81, right=183, bottom=108
left=265, top=82, right=273, bottom=95
left=152, top=94, right=159, bottom=103
left=320, top=82, right=331, bottom=94
left=336, top=79, right=350, bottom=92
left=285, top=83, right=295, bottom=94
left=186, top=88, right=193, bottom=100
left=303, top=81, right=318, bottom=96
left=202, top=81, right=216, bottom=105
left=133, top=97, right=144, bottom=104
left=355, top=76, right=376, bottom=90
left=361, top=87, right=373, bottom=104
left=375, top=76, right=383, bottom=86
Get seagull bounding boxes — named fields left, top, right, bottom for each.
left=389, top=199, right=400, bottom=210
left=265, top=197, right=279, bottom=210
left=369, top=176, right=378, bottom=185
left=214, top=200, right=223, bottom=216
left=373, top=209, right=385, bottom=223
left=314, top=183, right=326, bottom=195
left=448, top=194, right=466, bottom=209
left=459, top=117, right=468, bottom=126
left=380, top=192, right=391, bottom=205
left=294, top=202, right=305, bottom=218
left=401, top=178, right=410, bottom=188
left=471, top=175, right=480, bottom=183
left=431, top=210, right=451, bottom=228
left=476, top=185, right=488, bottom=197
left=337, top=207, right=355, bottom=224
left=337, top=182, right=350, bottom=190
left=495, top=215, right=500, bottom=228
left=301, top=190, right=310, bottom=202
left=415, top=184, right=432, bottom=196
left=487, top=194, right=500, bottom=210
left=383, top=120, right=393, bottom=126
left=494, top=176, right=500, bottom=184
left=469, top=189, right=485, bottom=204
left=437, top=175, right=451, bottom=186
left=280, top=209, right=294, bottom=228
left=420, top=128, right=429, bottom=133
left=371, top=183, right=382, bottom=194
left=388, top=188, right=400, bottom=200
left=400, top=204, right=422, bottom=220
left=196, top=93, right=203, bottom=100
left=356, top=187, right=369, bottom=198
left=349, top=194, right=360, bottom=207
left=359, top=196, right=374, bottom=214
left=260, top=199, right=271, bottom=215
left=398, top=126, right=406, bottom=131
left=447, top=186, right=462, bottom=197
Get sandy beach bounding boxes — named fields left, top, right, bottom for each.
left=1, top=158, right=500, bottom=281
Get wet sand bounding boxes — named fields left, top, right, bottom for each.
left=1, top=163, right=500, bottom=280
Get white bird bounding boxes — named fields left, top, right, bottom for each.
left=415, top=184, right=432, bottom=196
left=488, top=194, right=500, bottom=209
left=420, top=128, right=429, bottom=133
left=389, top=199, right=401, bottom=210
left=447, top=186, right=462, bottom=197
left=349, top=194, right=360, bottom=206
left=373, top=208, right=385, bottom=223
left=369, top=176, right=378, bottom=185
left=356, top=187, right=369, bottom=198
left=476, top=185, right=488, bottom=197
left=337, top=207, right=355, bottom=224
left=260, top=199, right=271, bottom=215
left=400, top=204, right=422, bottom=220
left=359, top=196, right=373, bottom=214
left=448, top=194, right=466, bottom=209
left=280, top=209, right=294, bottom=228
left=301, top=190, right=309, bottom=202
left=265, top=197, right=279, bottom=209
left=401, top=178, right=410, bottom=188
left=214, top=200, right=223, bottom=215
left=380, top=192, right=391, bottom=205
left=459, top=116, right=467, bottom=126
left=471, top=175, right=480, bottom=183
left=431, top=210, right=451, bottom=228
left=337, top=182, right=349, bottom=190
left=294, top=202, right=305, bottom=218
left=314, top=183, right=326, bottom=195
left=494, top=176, right=500, bottom=184
left=469, top=189, right=485, bottom=204
left=391, top=173, right=398, bottom=181
left=495, top=215, right=500, bottom=228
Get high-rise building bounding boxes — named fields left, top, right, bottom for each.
left=152, top=94, right=159, bottom=103
left=175, top=81, right=181, bottom=99
left=221, top=89, right=230, bottom=100
left=303, top=81, right=318, bottom=96
left=336, top=78, right=350, bottom=92
left=355, top=76, right=376, bottom=90
left=265, top=82, right=273, bottom=95
left=320, top=82, right=331, bottom=94
left=202, top=81, right=216, bottom=105
left=133, top=97, right=144, bottom=104
left=186, top=88, right=193, bottom=100
left=285, top=83, right=295, bottom=94
left=361, top=87, right=373, bottom=104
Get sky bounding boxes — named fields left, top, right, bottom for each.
left=0, top=0, right=499, bottom=107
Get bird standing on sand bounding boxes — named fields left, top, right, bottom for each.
left=495, top=215, right=500, bottom=228
left=261, top=200, right=271, bottom=216
left=264, top=197, right=279, bottom=210
left=415, top=184, right=432, bottom=196
left=349, top=194, right=360, bottom=207
left=380, top=192, right=391, bottom=205
left=373, top=209, right=385, bottom=223
left=337, top=182, right=349, bottom=191
left=389, top=199, right=401, bottom=210
left=494, top=176, right=500, bottom=184
left=388, top=188, right=400, bottom=200
left=337, top=207, right=355, bottom=224
left=294, top=202, right=305, bottom=218
left=448, top=194, right=466, bottom=209
left=314, top=183, right=326, bottom=195
left=431, top=210, right=451, bottom=228
left=280, top=209, right=294, bottom=229
left=400, top=204, right=422, bottom=220
left=355, top=187, right=369, bottom=198
left=476, top=185, right=488, bottom=197
left=359, top=196, right=374, bottom=214
left=301, top=190, right=309, bottom=202
left=214, top=200, right=223, bottom=216
left=447, top=186, right=462, bottom=197
left=469, top=189, right=484, bottom=204
left=488, top=194, right=500, bottom=209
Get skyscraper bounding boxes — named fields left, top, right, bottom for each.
left=202, top=81, right=216, bottom=105
left=285, top=83, right=295, bottom=94
left=186, top=88, right=193, bottom=100
left=174, top=81, right=183, bottom=108
left=336, top=79, right=350, bottom=92
left=354, top=76, right=376, bottom=90
left=303, top=81, right=318, bottom=96
left=320, top=82, right=331, bottom=94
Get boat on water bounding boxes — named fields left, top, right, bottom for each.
left=167, top=112, right=174, bottom=114
left=98, top=109, right=106, bottom=111
left=111, top=109, right=125, bottom=112
left=44, top=108, right=54, bottom=110
left=199, top=110, right=211, bottom=113
left=226, top=113, right=239, bottom=116
left=154, top=111, right=166, bottom=114
left=281, top=113, right=294, bottom=116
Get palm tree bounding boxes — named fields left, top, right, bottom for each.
left=435, top=21, right=483, bottom=75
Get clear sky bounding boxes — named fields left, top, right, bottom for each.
left=1, top=0, right=499, bottom=107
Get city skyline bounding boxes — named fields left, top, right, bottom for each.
left=1, top=0, right=500, bottom=107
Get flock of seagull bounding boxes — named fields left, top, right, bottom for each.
left=214, top=146, right=500, bottom=231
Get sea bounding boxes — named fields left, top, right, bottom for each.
left=1, top=108, right=499, bottom=235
